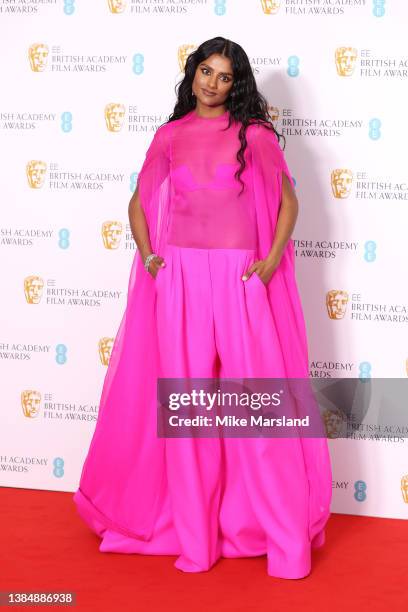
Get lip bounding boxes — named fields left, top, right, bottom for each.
left=202, top=88, right=216, bottom=96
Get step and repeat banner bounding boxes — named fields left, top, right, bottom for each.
left=1, top=1, right=407, bottom=519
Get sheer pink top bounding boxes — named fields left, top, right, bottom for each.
left=166, top=109, right=257, bottom=250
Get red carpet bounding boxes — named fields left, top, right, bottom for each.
left=1, top=487, right=406, bottom=611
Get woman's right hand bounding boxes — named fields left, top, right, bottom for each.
left=147, top=255, right=166, bottom=279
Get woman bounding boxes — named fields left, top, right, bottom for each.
left=73, top=36, right=332, bottom=579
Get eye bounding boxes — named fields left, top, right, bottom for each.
left=200, top=67, right=232, bottom=83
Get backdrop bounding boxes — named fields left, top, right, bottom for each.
left=1, top=0, right=407, bottom=520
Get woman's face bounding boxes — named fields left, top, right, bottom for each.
left=191, top=53, right=234, bottom=109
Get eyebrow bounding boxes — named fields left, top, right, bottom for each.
left=199, top=63, right=233, bottom=77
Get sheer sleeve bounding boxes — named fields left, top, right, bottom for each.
left=247, top=122, right=296, bottom=262
left=248, top=121, right=295, bottom=203
left=247, top=123, right=293, bottom=178
left=136, top=125, right=171, bottom=254
left=247, top=121, right=309, bottom=374
left=73, top=130, right=172, bottom=540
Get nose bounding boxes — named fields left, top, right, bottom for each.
left=208, top=75, right=217, bottom=89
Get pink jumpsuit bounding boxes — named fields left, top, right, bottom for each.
left=90, top=109, right=332, bottom=578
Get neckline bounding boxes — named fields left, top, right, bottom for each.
left=192, top=108, right=229, bottom=121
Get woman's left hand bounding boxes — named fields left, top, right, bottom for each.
left=242, top=253, right=281, bottom=286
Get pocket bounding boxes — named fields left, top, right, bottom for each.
left=155, top=267, right=164, bottom=290
left=249, top=271, right=267, bottom=290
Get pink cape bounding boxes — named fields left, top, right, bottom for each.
left=73, top=114, right=332, bottom=547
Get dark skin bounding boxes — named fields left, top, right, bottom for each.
left=128, top=52, right=299, bottom=285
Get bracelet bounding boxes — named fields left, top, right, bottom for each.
left=144, top=253, right=157, bottom=271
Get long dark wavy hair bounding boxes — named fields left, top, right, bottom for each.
left=165, top=36, right=286, bottom=196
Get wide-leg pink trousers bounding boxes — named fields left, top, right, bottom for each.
left=99, top=244, right=329, bottom=579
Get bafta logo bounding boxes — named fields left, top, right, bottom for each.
left=323, top=407, right=345, bottom=439
left=26, top=160, right=47, bottom=189
left=335, top=47, right=358, bottom=77
left=178, top=44, right=197, bottom=73
left=102, top=221, right=123, bottom=249
left=105, top=103, right=126, bottom=132
left=326, top=290, right=349, bottom=320
left=21, top=390, right=41, bottom=418
left=331, top=169, right=353, bottom=199
left=260, top=0, right=281, bottom=15
left=99, top=337, right=114, bottom=366
left=267, top=106, right=279, bottom=122
left=28, top=43, right=49, bottom=72
left=107, top=0, right=127, bottom=13
left=401, top=475, right=408, bottom=503
left=24, top=276, right=44, bottom=304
